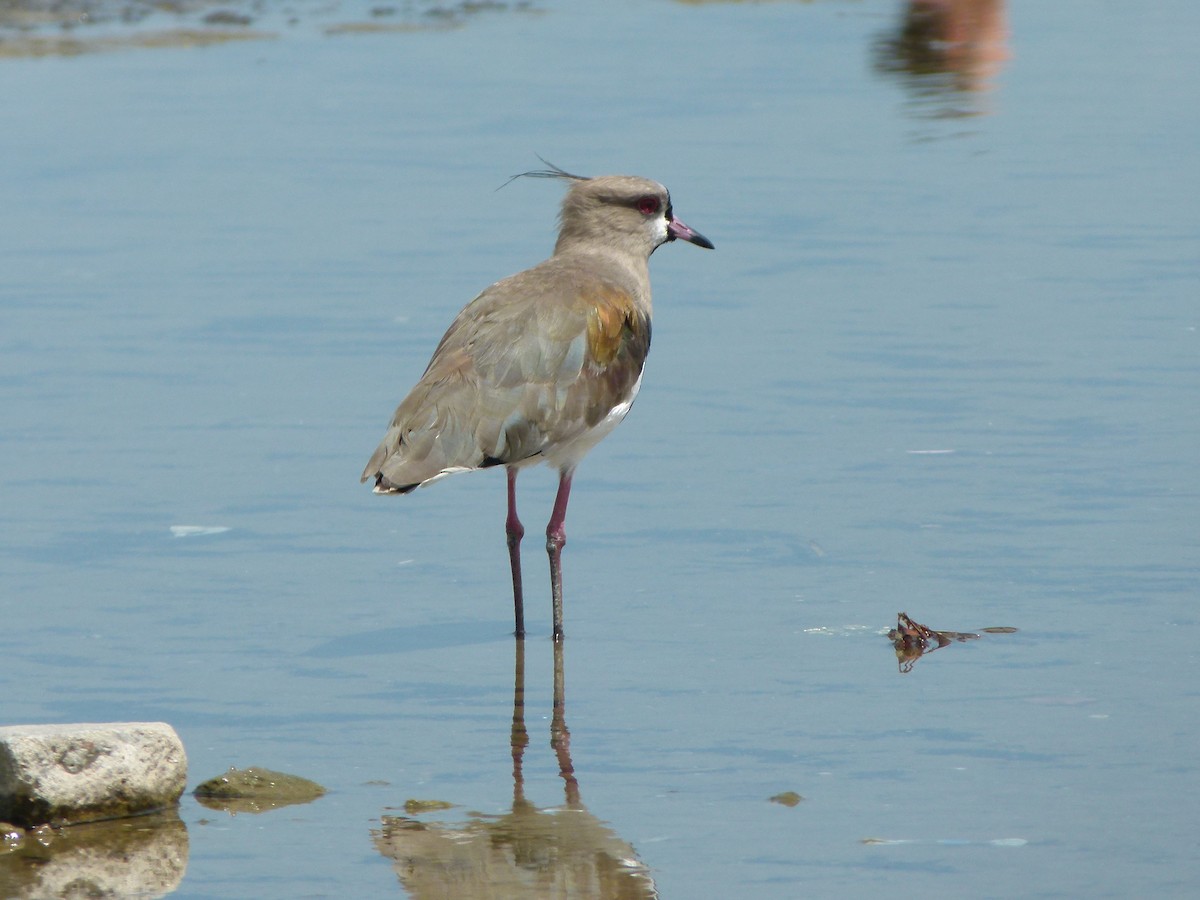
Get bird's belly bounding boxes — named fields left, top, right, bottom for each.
left=542, top=371, right=643, bottom=472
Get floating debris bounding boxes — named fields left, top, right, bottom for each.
left=769, top=791, right=803, bottom=807
left=888, top=612, right=1016, bottom=673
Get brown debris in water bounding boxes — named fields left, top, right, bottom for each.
left=888, top=611, right=1016, bottom=673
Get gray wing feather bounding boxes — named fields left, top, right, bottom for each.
left=362, top=259, right=648, bottom=491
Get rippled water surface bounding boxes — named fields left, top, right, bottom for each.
left=3, top=0, right=1198, bottom=897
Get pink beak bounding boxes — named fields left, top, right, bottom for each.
left=667, top=216, right=715, bottom=249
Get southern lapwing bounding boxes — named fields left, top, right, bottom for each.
left=362, top=165, right=713, bottom=640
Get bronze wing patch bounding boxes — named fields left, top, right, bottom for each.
left=584, top=286, right=648, bottom=367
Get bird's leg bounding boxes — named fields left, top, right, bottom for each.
left=506, top=467, right=525, bottom=639
left=546, top=469, right=574, bottom=642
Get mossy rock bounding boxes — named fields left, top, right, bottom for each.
left=193, top=767, right=326, bottom=814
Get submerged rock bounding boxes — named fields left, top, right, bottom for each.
left=403, top=798, right=455, bottom=814
left=193, top=766, right=326, bottom=814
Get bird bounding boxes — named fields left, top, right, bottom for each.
left=361, top=164, right=714, bottom=640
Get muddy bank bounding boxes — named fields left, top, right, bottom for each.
left=0, top=0, right=536, bottom=55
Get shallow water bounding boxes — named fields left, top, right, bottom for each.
left=2, top=0, right=1198, bottom=897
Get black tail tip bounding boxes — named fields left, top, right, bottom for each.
left=372, top=473, right=418, bottom=495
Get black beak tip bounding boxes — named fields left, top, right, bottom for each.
left=668, top=219, right=715, bottom=250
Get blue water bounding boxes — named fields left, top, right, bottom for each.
left=2, top=1, right=1198, bottom=897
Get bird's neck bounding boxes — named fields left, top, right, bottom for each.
left=552, top=240, right=651, bottom=283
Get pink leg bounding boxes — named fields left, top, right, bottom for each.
left=506, top=467, right=525, bottom=638
left=546, top=468, right=574, bottom=642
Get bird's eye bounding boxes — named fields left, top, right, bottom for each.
left=636, top=196, right=661, bottom=215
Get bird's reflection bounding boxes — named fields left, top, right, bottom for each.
left=372, top=641, right=658, bottom=899
left=872, top=0, right=1009, bottom=118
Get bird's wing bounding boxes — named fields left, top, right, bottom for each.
left=362, top=266, right=650, bottom=491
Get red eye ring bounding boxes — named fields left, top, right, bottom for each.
left=636, top=196, right=661, bottom=215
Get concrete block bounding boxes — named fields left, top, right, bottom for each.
left=0, top=722, right=187, bottom=827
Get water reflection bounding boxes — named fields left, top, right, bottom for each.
left=872, top=0, right=1009, bottom=118
left=373, top=642, right=658, bottom=898
left=0, top=811, right=187, bottom=899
